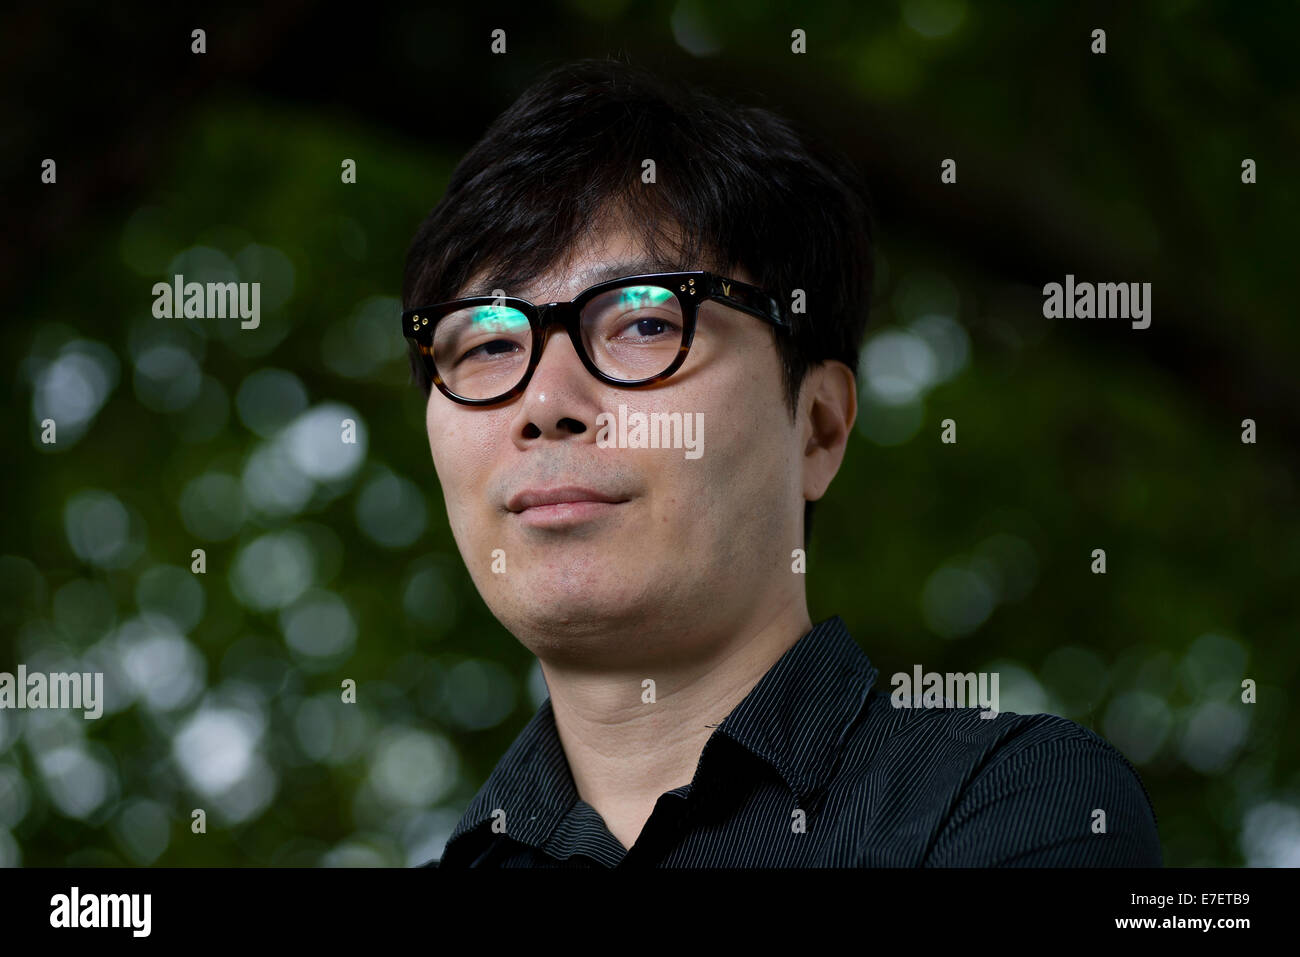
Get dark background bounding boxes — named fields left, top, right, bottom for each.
left=1, top=0, right=1297, bottom=866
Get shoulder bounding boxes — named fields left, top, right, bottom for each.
left=866, top=697, right=1160, bottom=866
left=859, top=689, right=1148, bottom=781
left=839, top=693, right=1160, bottom=865
left=850, top=690, right=1136, bottom=790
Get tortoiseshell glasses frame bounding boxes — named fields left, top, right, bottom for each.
left=401, top=271, right=790, bottom=406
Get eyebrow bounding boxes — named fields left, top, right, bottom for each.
left=466, top=257, right=683, bottom=300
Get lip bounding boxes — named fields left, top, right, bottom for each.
left=506, top=486, right=630, bottom=530
left=506, top=486, right=628, bottom=512
left=512, top=500, right=623, bottom=529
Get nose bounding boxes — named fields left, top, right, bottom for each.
left=510, top=305, right=602, bottom=443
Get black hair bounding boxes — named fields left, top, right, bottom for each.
left=402, top=55, right=874, bottom=547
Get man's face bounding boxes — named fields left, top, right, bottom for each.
left=424, top=223, right=806, bottom=670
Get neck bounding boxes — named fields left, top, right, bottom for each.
left=539, top=595, right=812, bottom=851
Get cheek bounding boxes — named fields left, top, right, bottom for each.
left=711, top=404, right=793, bottom=529
left=424, top=406, right=451, bottom=484
left=425, top=409, right=472, bottom=495
left=671, top=403, right=775, bottom=526
left=425, top=407, right=503, bottom=519
left=425, top=416, right=479, bottom=553
left=662, top=359, right=788, bottom=515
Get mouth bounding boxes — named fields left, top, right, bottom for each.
left=512, top=500, right=625, bottom=528
left=506, top=486, right=631, bottom=529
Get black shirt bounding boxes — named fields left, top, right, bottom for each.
left=429, top=615, right=1161, bottom=867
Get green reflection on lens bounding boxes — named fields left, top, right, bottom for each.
left=618, top=286, right=675, bottom=309
left=467, top=306, right=529, bottom=332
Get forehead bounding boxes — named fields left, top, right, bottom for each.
left=459, top=230, right=668, bottom=303
left=457, top=222, right=750, bottom=304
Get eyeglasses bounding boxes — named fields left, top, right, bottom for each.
left=402, top=271, right=789, bottom=406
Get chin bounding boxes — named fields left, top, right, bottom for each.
left=497, top=586, right=645, bottom=637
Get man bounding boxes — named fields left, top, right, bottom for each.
left=401, top=57, right=1161, bottom=867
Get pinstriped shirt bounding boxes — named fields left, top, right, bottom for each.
left=428, top=615, right=1162, bottom=867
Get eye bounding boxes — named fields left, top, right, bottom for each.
left=458, top=338, right=526, bottom=363
left=435, top=304, right=532, bottom=368
left=611, top=315, right=681, bottom=341
left=598, top=286, right=682, bottom=341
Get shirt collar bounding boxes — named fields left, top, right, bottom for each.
left=442, top=614, right=877, bottom=853
left=444, top=695, right=577, bottom=853
left=715, top=614, right=877, bottom=805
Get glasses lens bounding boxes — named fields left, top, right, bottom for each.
left=580, top=285, right=684, bottom=381
left=431, top=303, right=532, bottom=400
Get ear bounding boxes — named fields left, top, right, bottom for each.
left=801, top=360, right=857, bottom=503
